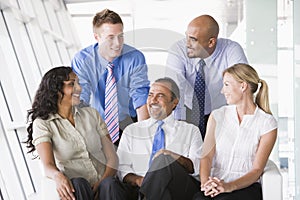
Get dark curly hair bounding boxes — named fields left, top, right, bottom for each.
left=25, top=66, right=72, bottom=154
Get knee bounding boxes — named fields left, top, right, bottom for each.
left=98, top=176, right=119, bottom=191
left=150, top=154, right=176, bottom=170
left=71, top=177, right=90, bottom=188
left=71, top=177, right=92, bottom=192
left=192, top=191, right=203, bottom=200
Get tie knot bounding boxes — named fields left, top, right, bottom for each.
left=199, top=59, right=205, bottom=67
left=157, top=120, right=164, bottom=127
left=107, top=62, right=114, bottom=70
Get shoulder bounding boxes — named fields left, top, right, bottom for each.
left=174, top=120, right=200, bottom=133
left=255, top=108, right=277, bottom=135
left=77, top=106, right=99, bottom=118
left=169, top=39, right=186, bottom=54
left=212, top=105, right=232, bottom=115
left=32, top=116, right=56, bottom=135
left=73, top=44, right=97, bottom=60
left=33, top=117, right=48, bottom=127
left=72, top=44, right=98, bottom=71
left=122, top=44, right=145, bottom=58
left=218, top=38, right=243, bottom=49
left=256, top=108, right=277, bottom=124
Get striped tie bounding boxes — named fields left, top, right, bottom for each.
left=105, top=62, right=119, bottom=143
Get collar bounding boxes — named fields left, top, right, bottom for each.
left=149, top=114, right=175, bottom=126
left=198, top=38, right=221, bottom=69
left=46, top=106, right=80, bottom=121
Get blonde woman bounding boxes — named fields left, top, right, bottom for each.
left=193, top=63, right=277, bottom=200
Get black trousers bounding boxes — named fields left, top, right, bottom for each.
left=99, top=154, right=200, bottom=200
left=140, top=154, right=200, bottom=200
left=192, top=182, right=262, bottom=200
left=98, top=176, right=139, bottom=200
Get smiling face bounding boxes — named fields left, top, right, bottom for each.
left=147, top=82, right=178, bottom=120
left=221, top=72, right=244, bottom=105
left=59, top=72, right=82, bottom=107
left=94, top=23, right=124, bottom=62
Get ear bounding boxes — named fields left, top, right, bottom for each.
left=94, top=32, right=99, bottom=41
left=241, top=82, right=248, bottom=92
left=208, top=37, right=217, bottom=48
left=172, top=98, right=179, bottom=109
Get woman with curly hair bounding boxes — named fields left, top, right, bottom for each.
left=25, top=66, right=118, bottom=200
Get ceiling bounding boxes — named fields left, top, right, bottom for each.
left=64, top=0, right=245, bottom=38
left=63, top=0, right=246, bottom=75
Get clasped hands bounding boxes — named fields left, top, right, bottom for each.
left=201, top=177, right=227, bottom=197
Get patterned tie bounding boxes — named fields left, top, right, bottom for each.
left=149, top=120, right=165, bottom=167
left=104, top=62, right=119, bottom=143
left=191, top=59, right=206, bottom=139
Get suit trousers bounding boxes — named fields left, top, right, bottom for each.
left=140, top=154, right=200, bottom=200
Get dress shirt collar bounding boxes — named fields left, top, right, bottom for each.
left=198, top=38, right=221, bottom=69
left=96, top=44, right=110, bottom=70
left=149, top=114, right=175, bottom=127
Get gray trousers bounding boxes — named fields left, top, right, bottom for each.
left=71, top=177, right=93, bottom=200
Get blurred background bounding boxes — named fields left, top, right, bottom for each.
left=0, top=0, right=299, bottom=199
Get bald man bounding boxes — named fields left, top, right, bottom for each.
left=166, top=15, right=248, bottom=139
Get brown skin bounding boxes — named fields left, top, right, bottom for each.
left=185, top=15, right=219, bottom=59
left=37, top=73, right=118, bottom=200
left=123, top=82, right=194, bottom=187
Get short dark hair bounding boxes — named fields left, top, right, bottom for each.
left=93, top=9, right=123, bottom=31
left=154, top=77, right=180, bottom=101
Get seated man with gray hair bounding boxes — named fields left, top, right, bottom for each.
left=100, top=77, right=203, bottom=200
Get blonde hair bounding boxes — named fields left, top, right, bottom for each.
left=223, top=63, right=272, bottom=114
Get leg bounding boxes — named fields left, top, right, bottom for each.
left=140, top=154, right=200, bottom=200
left=192, top=191, right=211, bottom=200
left=71, top=177, right=93, bottom=200
left=98, top=176, right=139, bottom=200
left=196, top=182, right=261, bottom=200
left=216, top=182, right=262, bottom=200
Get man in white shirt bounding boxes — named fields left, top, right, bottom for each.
left=99, top=77, right=202, bottom=200
left=166, top=15, right=248, bottom=139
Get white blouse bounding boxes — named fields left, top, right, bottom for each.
left=211, top=105, right=277, bottom=182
